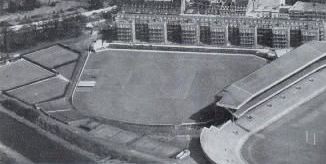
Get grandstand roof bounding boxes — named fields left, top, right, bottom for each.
left=0, top=59, right=54, bottom=91
left=24, top=45, right=79, bottom=69
left=216, top=41, right=326, bottom=110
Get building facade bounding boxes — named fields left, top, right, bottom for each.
left=181, top=23, right=199, bottom=44
left=301, top=28, right=320, bottom=43
left=115, top=13, right=324, bottom=48
left=116, top=20, right=134, bottom=42
left=239, top=26, right=257, bottom=47
left=148, top=22, right=166, bottom=43
left=210, top=24, right=228, bottom=45
left=272, top=27, right=291, bottom=48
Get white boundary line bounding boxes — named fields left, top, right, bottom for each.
left=96, top=48, right=265, bottom=58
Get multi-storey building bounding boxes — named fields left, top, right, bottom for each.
left=257, top=28, right=273, bottom=47
left=228, top=26, right=240, bottom=46
left=115, top=13, right=324, bottom=48
left=200, top=3, right=246, bottom=16
left=116, top=20, right=134, bottom=42
left=204, top=4, right=220, bottom=15
left=219, top=5, right=246, bottom=16
left=290, top=29, right=302, bottom=47
left=120, top=0, right=181, bottom=15
left=135, top=20, right=149, bottom=42
left=0, top=0, right=9, bottom=13
left=302, top=28, right=320, bottom=43
left=148, top=22, right=166, bottom=43
left=167, top=21, right=182, bottom=43
left=181, top=22, right=199, bottom=45
left=239, top=26, right=257, bottom=47
left=210, top=24, right=228, bottom=45
left=272, top=27, right=291, bottom=48
left=200, top=22, right=211, bottom=44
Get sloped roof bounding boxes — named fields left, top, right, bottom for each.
left=289, top=1, right=326, bottom=12
left=216, top=41, right=326, bottom=110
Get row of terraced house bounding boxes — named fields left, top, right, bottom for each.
left=110, top=13, right=323, bottom=49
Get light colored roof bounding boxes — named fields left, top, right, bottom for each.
left=289, top=1, right=326, bottom=12
left=217, top=41, right=326, bottom=110
left=254, top=0, right=280, bottom=12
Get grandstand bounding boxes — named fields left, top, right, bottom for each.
left=0, top=44, right=81, bottom=106
left=201, top=41, right=326, bottom=164
left=0, top=59, right=54, bottom=91
left=216, top=41, right=326, bottom=118
left=23, top=45, right=79, bottom=69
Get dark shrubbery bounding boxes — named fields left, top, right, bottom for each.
left=1, top=14, right=86, bottom=52
left=1, top=99, right=40, bottom=123
left=101, top=25, right=116, bottom=43
left=88, top=0, right=104, bottom=10
left=8, top=0, right=41, bottom=13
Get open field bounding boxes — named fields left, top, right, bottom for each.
left=0, top=59, right=54, bottom=91
left=24, top=45, right=79, bottom=69
left=73, top=49, right=266, bottom=125
left=242, top=90, right=326, bottom=164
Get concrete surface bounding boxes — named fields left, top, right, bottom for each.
left=242, top=90, right=326, bottom=164
left=201, top=64, right=326, bottom=164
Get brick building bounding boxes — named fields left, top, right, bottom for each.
left=181, top=22, right=199, bottom=45
left=210, top=24, right=228, bottom=45
left=200, top=22, right=211, bottom=44
left=301, top=28, right=320, bottom=44
left=167, top=21, right=182, bottom=43
left=239, top=26, right=257, bottom=47
left=272, top=27, right=291, bottom=48
left=115, top=13, right=324, bottom=48
left=148, top=22, right=166, bottom=43
left=116, top=20, right=134, bottom=42
left=120, top=0, right=181, bottom=15
left=135, top=20, right=149, bottom=42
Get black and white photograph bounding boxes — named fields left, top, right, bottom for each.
left=0, top=0, right=326, bottom=163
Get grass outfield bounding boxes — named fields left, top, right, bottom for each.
left=0, top=59, right=54, bottom=91
left=242, top=90, right=326, bottom=164
left=73, top=49, right=267, bottom=125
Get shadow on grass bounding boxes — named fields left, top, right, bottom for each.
left=189, top=102, right=232, bottom=127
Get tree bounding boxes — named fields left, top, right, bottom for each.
left=8, top=1, right=18, bottom=13
left=88, top=0, right=103, bottom=10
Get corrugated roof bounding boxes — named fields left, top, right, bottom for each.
left=217, top=41, right=326, bottom=110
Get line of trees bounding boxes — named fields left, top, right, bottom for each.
left=0, top=14, right=86, bottom=52
left=8, top=0, right=41, bottom=13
